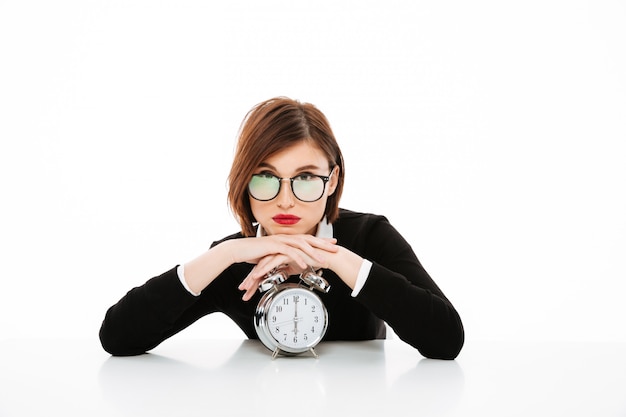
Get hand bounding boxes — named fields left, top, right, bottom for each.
left=230, top=234, right=337, bottom=267
left=236, top=234, right=338, bottom=301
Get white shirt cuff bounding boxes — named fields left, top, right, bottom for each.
left=177, top=264, right=200, bottom=296
left=351, top=259, right=372, bottom=297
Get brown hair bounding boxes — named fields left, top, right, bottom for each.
left=228, top=97, right=345, bottom=237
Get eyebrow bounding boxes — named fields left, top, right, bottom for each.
left=257, top=162, right=324, bottom=172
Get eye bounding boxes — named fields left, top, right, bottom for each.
left=294, top=173, right=316, bottom=181
left=255, top=171, right=277, bottom=179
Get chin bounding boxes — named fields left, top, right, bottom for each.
left=275, top=226, right=307, bottom=235
left=266, top=224, right=314, bottom=236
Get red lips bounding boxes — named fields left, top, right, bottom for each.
left=272, top=214, right=301, bottom=225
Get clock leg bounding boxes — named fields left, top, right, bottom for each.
left=271, top=347, right=281, bottom=360
left=309, top=348, right=319, bottom=359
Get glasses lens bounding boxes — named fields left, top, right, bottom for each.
left=249, top=174, right=280, bottom=201
left=292, top=175, right=325, bottom=202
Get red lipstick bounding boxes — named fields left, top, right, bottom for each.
left=272, top=214, right=301, bottom=225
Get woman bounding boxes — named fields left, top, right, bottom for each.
left=99, top=97, right=464, bottom=359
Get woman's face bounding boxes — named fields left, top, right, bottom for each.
left=249, top=140, right=339, bottom=236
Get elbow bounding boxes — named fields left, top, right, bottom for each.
left=420, top=316, right=465, bottom=360
left=401, top=310, right=464, bottom=360
left=418, top=334, right=464, bottom=360
left=99, top=320, right=147, bottom=357
left=420, top=298, right=465, bottom=360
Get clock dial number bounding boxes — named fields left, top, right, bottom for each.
left=269, top=289, right=325, bottom=349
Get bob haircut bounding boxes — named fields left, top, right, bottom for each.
left=228, top=97, right=345, bottom=237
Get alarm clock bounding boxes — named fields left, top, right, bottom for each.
left=254, top=267, right=330, bottom=359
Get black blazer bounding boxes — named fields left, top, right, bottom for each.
left=99, top=209, right=464, bottom=359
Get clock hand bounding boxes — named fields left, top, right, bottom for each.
left=273, top=317, right=303, bottom=327
left=294, top=296, right=299, bottom=335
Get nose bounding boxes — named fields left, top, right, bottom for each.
left=276, top=179, right=295, bottom=208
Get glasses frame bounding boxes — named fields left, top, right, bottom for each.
left=248, top=169, right=334, bottom=203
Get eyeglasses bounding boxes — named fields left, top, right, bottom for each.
left=248, top=170, right=334, bottom=202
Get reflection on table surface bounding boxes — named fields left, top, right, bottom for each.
left=1, top=338, right=625, bottom=416
left=98, top=339, right=464, bottom=416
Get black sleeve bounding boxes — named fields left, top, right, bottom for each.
left=98, top=266, right=214, bottom=356
left=353, top=216, right=465, bottom=359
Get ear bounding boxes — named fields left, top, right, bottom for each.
left=327, top=165, right=340, bottom=196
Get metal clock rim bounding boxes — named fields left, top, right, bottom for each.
left=254, top=284, right=329, bottom=355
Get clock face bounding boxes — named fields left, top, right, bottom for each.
left=265, top=287, right=327, bottom=351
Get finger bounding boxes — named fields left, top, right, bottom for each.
left=263, top=246, right=308, bottom=271
left=270, top=239, right=320, bottom=265
left=240, top=263, right=283, bottom=300
left=237, top=270, right=253, bottom=291
left=242, top=285, right=257, bottom=301
left=280, top=235, right=338, bottom=261
left=239, top=253, right=288, bottom=292
left=304, top=236, right=339, bottom=252
left=239, top=273, right=261, bottom=300
left=322, top=237, right=340, bottom=251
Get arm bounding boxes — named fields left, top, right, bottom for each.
left=99, top=233, right=339, bottom=355
left=99, top=240, right=238, bottom=356
left=99, top=266, right=208, bottom=356
left=352, top=216, right=465, bottom=359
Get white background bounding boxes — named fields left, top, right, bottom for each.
left=1, top=0, right=624, bottom=344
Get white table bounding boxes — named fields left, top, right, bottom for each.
left=1, top=338, right=625, bottom=416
